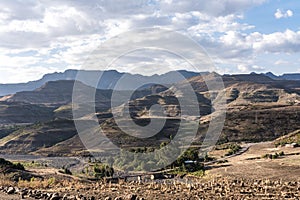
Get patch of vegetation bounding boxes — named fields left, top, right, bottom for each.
left=18, top=160, right=46, bottom=168
left=172, top=148, right=205, bottom=174
left=0, top=158, right=25, bottom=171
left=93, top=164, right=114, bottom=179
left=83, top=159, right=114, bottom=179
left=216, top=160, right=229, bottom=164
left=113, top=142, right=182, bottom=171
left=221, top=144, right=242, bottom=157
left=113, top=145, right=205, bottom=174
left=261, top=151, right=285, bottom=159
left=128, top=146, right=155, bottom=153
left=18, top=177, right=57, bottom=189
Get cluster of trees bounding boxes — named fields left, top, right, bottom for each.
left=113, top=142, right=180, bottom=171
left=174, top=148, right=204, bottom=172
left=0, top=158, right=24, bottom=171
left=112, top=143, right=209, bottom=173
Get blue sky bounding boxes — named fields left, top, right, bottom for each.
left=0, top=0, right=299, bottom=83
left=245, top=0, right=300, bottom=33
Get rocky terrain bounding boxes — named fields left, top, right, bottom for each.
left=1, top=177, right=300, bottom=200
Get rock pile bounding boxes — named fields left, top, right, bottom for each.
left=0, top=186, right=98, bottom=200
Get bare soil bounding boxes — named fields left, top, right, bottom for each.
left=207, top=142, right=300, bottom=181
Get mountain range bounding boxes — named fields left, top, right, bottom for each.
left=0, top=70, right=299, bottom=155
left=1, top=69, right=299, bottom=97
left=0, top=69, right=203, bottom=96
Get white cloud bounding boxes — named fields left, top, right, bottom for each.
left=253, top=29, right=300, bottom=53
left=210, top=29, right=300, bottom=61
left=0, top=0, right=299, bottom=83
left=0, top=0, right=267, bottom=50
left=237, top=64, right=265, bottom=73
left=274, top=59, right=290, bottom=65
left=274, top=9, right=293, bottom=19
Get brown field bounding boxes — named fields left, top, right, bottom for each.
left=208, top=142, right=300, bottom=181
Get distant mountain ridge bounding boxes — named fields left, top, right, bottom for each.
left=264, top=72, right=300, bottom=80
left=0, top=69, right=204, bottom=96
left=1, top=69, right=300, bottom=96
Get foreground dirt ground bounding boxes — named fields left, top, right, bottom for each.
left=1, top=142, right=300, bottom=199
left=1, top=176, right=300, bottom=199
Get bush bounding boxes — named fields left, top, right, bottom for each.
left=94, top=164, right=114, bottom=179
left=261, top=154, right=269, bottom=159
left=59, top=168, right=72, bottom=175
left=14, top=163, right=25, bottom=170
left=262, top=152, right=284, bottom=159
left=225, top=144, right=242, bottom=156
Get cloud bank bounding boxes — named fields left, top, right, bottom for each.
left=0, top=0, right=299, bottom=83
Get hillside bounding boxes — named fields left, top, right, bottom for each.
left=0, top=119, right=78, bottom=154
left=0, top=72, right=299, bottom=156
left=0, top=101, right=54, bottom=124
left=274, top=129, right=300, bottom=147
left=101, top=73, right=300, bottom=145
left=1, top=80, right=110, bottom=105
left=187, top=73, right=300, bottom=143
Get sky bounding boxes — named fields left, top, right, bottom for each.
left=0, top=0, right=300, bottom=83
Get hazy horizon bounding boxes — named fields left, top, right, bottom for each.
left=0, top=68, right=298, bottom=85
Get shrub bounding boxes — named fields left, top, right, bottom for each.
left=94, top=164, right=114, bottom=179
left=262, top=154, right=269, bottom=159
left=14, top=163, right=25, bottom=170
left=225, top=144, right=242, bottom=156
left=262, top=152, right=284, bottom=159
left=59, top=168, right=72, bottom=175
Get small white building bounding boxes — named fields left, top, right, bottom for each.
left=285, top=143, right=297, bottom=148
